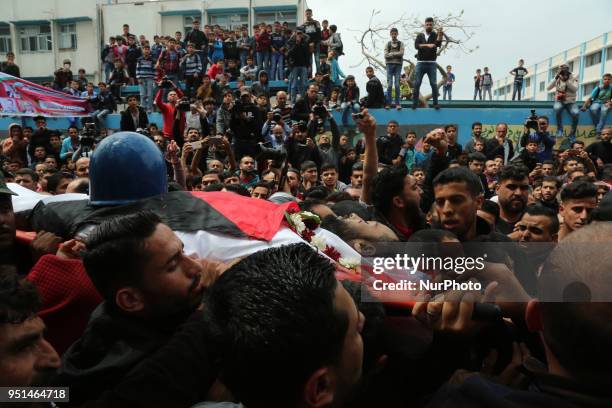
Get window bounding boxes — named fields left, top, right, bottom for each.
left=59, top=23, right=77, bottom=50
left=208, top=13, right=248, bottom=31
left=497, top=87, right=504, bottom=96
left=539, top=81, right=545, bottom=92
left=19, top=24, right=52, bottom=52
left=582, top=81, right=598, bottom=96
left=525, top=77, right=531, bottom=88
left=183, top=15, right=201, bottom=35
left=254, top=10, right=297, bottom=28
left=585, top=52, right=602, bottom=67
left=505, top=84, right=511, bottom=94
left=547, top=92, right=555, bottom=101
left=607, top=46, right=612, bottom=60
left=0, top=23, right=11, bottom=53
left=550, top=61, right=575, bottom=79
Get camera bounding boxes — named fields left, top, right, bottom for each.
left=312, top=93, right=328, bottom=119
left=79, top=123, right=98, bottom=151
left=297, top=121, right=308, bottom=132
left=272, top=109, right=282, bottom=123
left=525, top=109, right=538, bottom=131
left=159, top=76, right=173, bottom=89
left=176, top=97, right=191, bottom=112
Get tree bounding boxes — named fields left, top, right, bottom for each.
left=353, top=10, right=478, bottom=106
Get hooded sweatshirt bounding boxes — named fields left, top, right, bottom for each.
left=250, top=70, right=270, bottom=98
left=2, top=123, right=27, bottom=164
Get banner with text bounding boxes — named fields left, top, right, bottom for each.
left=0, top=72, right=91, bottom=117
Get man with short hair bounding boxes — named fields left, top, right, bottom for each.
left=46, top=172, right=74, bottom=195
left=486, top=123, right=514, bottom=164
left=509, top=58, right=528, bottom=101
left=412, top=17, right=443, bottom=110
left=548, top=64, right=579, bottom=139
left=364, top=66, right=385, bottom=109
left=520, top=115, right=556, bottom=162
left=495, top=165, right=530, bottom=235
left=376, top=121, right=403, bottom=166
left=251, top=181, right=271, bottom=200
left=586, top=126, right=612, bottom=167
left=0, top=271, right=61, bottom=386
left=558, top=181, right=597, bottom=240
left=154, top=79, right=185, bottom=142
left=464, top=122, right=484, bottom=154
left=514, top=204, right=559, bottom=244
left=60, top=126, right=80, bottom=162
left=14, top=168, right=38, bottom=191
left=301, top=9, right=322, bottom=75
left=320, top=163, right=347, bottom=193
left=384, top=28, right=404, bottom=110
left=180, top=43, right=203, bottom=98
left=136, top=44, right=156, bottom=111
left=204, top=244, right=363, bottom=407
left=58, top=211, right=207, bottom=405
left=580, top=73, right=611, bottom=137
left=444, top=124, right=462, bottom=160
left=120, top=95, right=149, bottom=132
left=542, top=160, right=555, bottom=176
left=539, top=175, right=561, bottom=212
left=236, top=156, right=259, bottom=189
left=349, top=162, right=364, bottom=189
left=185, top=19, right=208, bottom=68
left=287, top=29, right=311, bottom=103
left=299, top=161, right=319, bottom=194
left=0, top=51, right=20, bottom=77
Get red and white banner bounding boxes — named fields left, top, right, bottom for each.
left=0, top=72, right=92, bottom=117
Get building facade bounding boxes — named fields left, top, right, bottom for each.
left=0, top=0, right=304, bottom=83
left=494, top=31, right=612, bottom=101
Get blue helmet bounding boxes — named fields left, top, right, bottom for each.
left=89, top=132, right=167, bottom=206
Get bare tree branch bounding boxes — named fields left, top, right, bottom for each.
left=351, top=9, right=479, bottom=107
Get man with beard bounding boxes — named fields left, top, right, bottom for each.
left=203, top=244, right=365, bottom=408
left=463, top=122, right=484, bottom=154
left=56, top=211, right=207, bottom=406
left=494, top=165, right=530, bottom=235
left=539, top=176, right=561, bottom=212
left=558, top=180, right=597, bottom=240
left=0, top=270, right=61, bottom=387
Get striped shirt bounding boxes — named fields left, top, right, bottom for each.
left=136, top=56, right=156, bottom=79
left=181, top=53, right=203, bottom=76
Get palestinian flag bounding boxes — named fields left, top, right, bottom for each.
left=17, top=190, right=298, bottom=242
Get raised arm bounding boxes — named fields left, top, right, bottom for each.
left=359, top=109, right=378, bottom=205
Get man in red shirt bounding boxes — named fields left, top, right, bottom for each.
left=154, top=80, right=185, bottom=144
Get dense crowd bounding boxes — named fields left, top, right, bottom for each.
left=1, top=9, right=612, bottom=408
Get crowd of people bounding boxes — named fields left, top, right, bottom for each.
left=1, top=9, right=612, bottom=408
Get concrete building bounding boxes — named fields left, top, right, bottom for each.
left=0, top=0, right=305, bottom=83
left=494, top=31, right=612, bottom=101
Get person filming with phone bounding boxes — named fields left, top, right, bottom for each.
left=547, top=63, right=580, bottom=141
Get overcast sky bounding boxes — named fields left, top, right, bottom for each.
left=307, top=0, right=612, bottom=99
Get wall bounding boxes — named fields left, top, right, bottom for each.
left=1, top=106, right=600, bottom=148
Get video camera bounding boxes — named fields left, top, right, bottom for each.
left=159, top=76, right=174, bottom=89
left=525, top=109, right=539, bottom=131
left=79, top=123, right=98, bottom=151
left=312, top=93, right=328, bottom=119
left=176, top=97, right=191, bottom=112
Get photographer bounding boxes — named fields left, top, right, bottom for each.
left=307, top=104, right=341, bottom=167
left=154, top=78, right=187, bottom=145
left=285, top=121, right=322, bottom=170
left=547, top=64, right=579, bottom=140
left=291, top=84, right=319, bottom=123
left=120, top=95, right=149, bottom=132
left=71, top=124, right=98, bottom=161
left=520, top=114, right=556, bottom=162
left=230, top=88, right=264, bottom=160
left=60, top=125, right=80, bottom=162
left=262, top=110, right=291, bottom=150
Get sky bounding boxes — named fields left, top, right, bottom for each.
left=307, top=0, right=612, bottom=100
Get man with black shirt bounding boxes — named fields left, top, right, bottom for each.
left=412, top=17, right=443, bottom=109
left=287, top=29, right=311, bottom=103
left=586, top=126, right=612, bottom=167
left=376, top=120, right=403, bottom=165
left=495, top=165, right=530, bottom=235
left=120, top=95, right=149, bottom=132
left=291, top=83, right=319, bottom=123
left=365, top=66, right=385, bottom=109
left=467, top=152, right=493, bottom=199
left=301, top=9, right=322, bottom=75
left=0, top=51, right=20, bottom=77
left=510, top=59, right=528, bottom=100
left=287, top=123, right=322, bottom=170
left=57, top=211, right=207, bottom=406
left=185, top=19, right=208, bottom=69
left=539, top=176, right=561, bottom=213
left=230, top=89, right=263, bottom=160
left=28, top=116, right=52, bottom=162
left=444, top=124, right=462, bottom=160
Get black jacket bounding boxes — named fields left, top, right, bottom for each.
left=92, top=90, right=117, bottom=112
left=365, top=76, right=385, bottom=108
left=287, top=39, right=311, bottom=67
left=55, top=303, right=181, bottom=407
left=291, top=96, right=316, bottom=123
left=414, top=31, right=442, bottom=61
left=120, top=107, right=149, bottom=132
left=486, top=138, right=515, bottom=163
left=185, top=29, right=208, bottom=51
left=286, top=137, right=322, bottom=169
left=230, top=101, right=264, bottom=143
left=376, top=133, right=404, bottom=165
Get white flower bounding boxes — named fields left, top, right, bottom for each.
left=339, top=258, right=361, bottom=270
left=289, top=213, right=306, bottom=235
left=301, top=211, right=318, bottom=218
left=310, top=235, right=327, bottom=251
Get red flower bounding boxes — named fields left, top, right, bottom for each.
left=323, top=245, right=341, bottom=262
left=302, top=229, right=315, bottom=242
